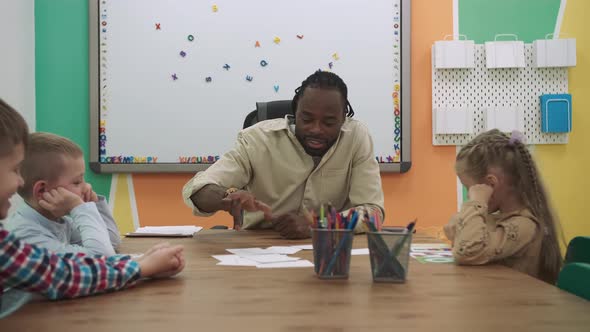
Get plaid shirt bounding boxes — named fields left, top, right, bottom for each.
left=0, top=228, right=140, bottom=300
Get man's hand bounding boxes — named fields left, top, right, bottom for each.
left=272, top=212, right=311, bottom=239
left=39, top=187, right=85, bottom=219
left=222, top=190, right=272, bottom=221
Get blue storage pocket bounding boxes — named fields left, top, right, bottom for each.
left=540, top=94, right=572, bottom=133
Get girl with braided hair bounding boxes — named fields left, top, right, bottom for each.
left=444, top=129, right=564, bottom=284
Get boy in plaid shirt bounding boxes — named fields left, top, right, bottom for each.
left=0, top=99, right=185, bottom=317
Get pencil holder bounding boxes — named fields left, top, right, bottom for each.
left=367, top=231, right=412, bottom=283
left=312, top=229, right=354, bottom=279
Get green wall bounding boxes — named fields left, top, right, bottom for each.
left=35, top=0, right=112, bottom=197
left=459, top=0, right=561, bottom=43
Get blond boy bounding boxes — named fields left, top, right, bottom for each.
left=5, top=133, right=120, bottom=256
left=1, top=98, right=184, bottom=318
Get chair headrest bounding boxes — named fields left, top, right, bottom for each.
left=256, top=100, right=292, bottom=121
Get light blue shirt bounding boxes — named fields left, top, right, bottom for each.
left=5, top=196, right=121, bottom=256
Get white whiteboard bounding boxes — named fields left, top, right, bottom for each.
left=89, top=0, right=411, bottom=172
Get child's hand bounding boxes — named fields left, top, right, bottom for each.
left=468, top=184, right=494, bottom=203
left=443, top=213, right=460, bottom=241
left=81, top=183, right=99, bottom=203
left=136, top=243, right=185, bottom=279
left=39, top=187, right=85, bottom=219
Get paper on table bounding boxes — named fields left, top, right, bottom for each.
left=212, top=255, right=258, bottom=266
left=411, top=254, right=454, bottom=263
left=226, top=248, right=270, bottom=256
left=410, top=243, right=454, bottom=263
left=242, top=254, right=300, bottom=264
left=212, top=254, right=240, bottom=262
left=212, top=255, right=313, bottom=269
left=290, top=244, right=313, bottom=250
left=227, top=247, right=303, bottom=255
left=256, top=260, right=314, bottom=269
left=126, top=226, right=203, bottom=237
left=265, top=246, right=303, bottom=255
left=411, top=243, right=451, bottom=251
left=410, top=252, right=453, bottom=257
left=351, top=248, right=369, bottom=255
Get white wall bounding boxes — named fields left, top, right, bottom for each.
left=0, top=0, right=35, bottom=220
left=0, top=0, right=35, bottom=130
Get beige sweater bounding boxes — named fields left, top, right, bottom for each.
left=444, top=201, right=542, bottom=280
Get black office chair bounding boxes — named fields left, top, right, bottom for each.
left=210, top=101, right=291, bottom=230
left=209, top=101, right=292, bottom=230
left=243, top=100, right=292, bottom=129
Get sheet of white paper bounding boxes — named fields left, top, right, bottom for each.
left=410, top=243, right=454, bottom=264
left=212, top=254, right=237, bottom=262
left=411, top=248, right=452, bottom=253
left=227, top=247, right=304, bottom=255
left=351, top=248, right=370, bottom=255
left=412, top=243, right=451, bottom=250
left=256, top=260, right=314, bottom=269
left=242, top=254, right=300, bottom=264
left=264, top=246, right=303, bottom=255
left=133, top=225, right=203, bottom=235
left=212, top=255, right=258, bottom=266
left=217, top=260, right=258, bottom=266
left=290, top=244, right=313, bottom=250
left=410, top=252, right=453, bottom=258
left=226, top=248, right=270, bottom=256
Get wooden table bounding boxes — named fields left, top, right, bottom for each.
left=3, top=230, right=589, bottom=331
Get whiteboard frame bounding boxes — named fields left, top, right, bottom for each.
left=89, top=0, right=411, bottom=173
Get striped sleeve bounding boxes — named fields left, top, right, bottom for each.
left=0, top=229, right=140, bottom=300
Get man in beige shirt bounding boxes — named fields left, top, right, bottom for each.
left=182, top=71, right=384, bottom=239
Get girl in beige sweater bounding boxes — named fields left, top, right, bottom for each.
left=444, top=129, right=564, bottom=284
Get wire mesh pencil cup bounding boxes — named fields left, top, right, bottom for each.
left=312, top=228, right=354, bottom=279
left=367, top=231, right=412, bottom=283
